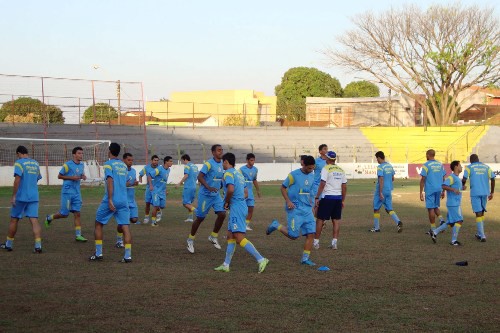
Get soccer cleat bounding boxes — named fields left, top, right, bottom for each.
left=75, top=235, right=88, bottom=242
left=397, top=221, right=403, bottom=233
left=474, top=233, right=481, bottom=240
left=266, top=219, right=280, bottom=235
left=301, top=259, right=316, bottom=266
left=44, top=215, right=51, bottom=229
left=429, top=231, right=437, bottom=243
left=33, top=247, right=42, bottom=254
left=328, top=241, right=338, bottom=250
left=480, top=238, right=486, bottom=242
left=246, top=225, right=253, bottom=231
left=208, top=235, right=222, bottom=249
left=425, top=229, right=433, bottom=235
left=450, top=241, right=462, bottom=246
left=89, top=254, right=104, bottom=261
left=187, top=239, right=195, bottom=254
left=156, top=212, right=162, bottom=222
left=115, top=241, right=124, bottom=248
left=133, top=220, right=141, bottom=225
left=313, top=242, right=320, bottom=250
left=151, top=222, right=158, bottom=227
left=439, top=221, right=446, bottom=232
left=258, top=258, right=269, bottom=273
left=0, top=243, right=13, bottom=251
left=143, top=217, right=149, bottom=224
left=214, top=264, right=230, bottom=272
left=184, top=217, right=193, bottom=223
left=119, top=257, right=132, bottom=263
left=369, top=228, right=381, bottom=233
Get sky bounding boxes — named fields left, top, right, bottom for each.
left=0, top=0, right=497, bottom=102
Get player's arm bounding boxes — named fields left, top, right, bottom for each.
left=489, top=178, right=495, bottom=200
left=253, top=179, right=261, bottom=198
left=11, top=175, right=21, bottom=205
left=224, top=184, right=234, bottom=209
left=461, top=176, right=468, bottom=190
left=58, top=164, right=81, bottom=181
left=314, top=180, right=326, bottom=207
left=378, top=176, right=384, bottom=200
left=106, top=176, right=116, bottom=211
left=419, top=176, right=425, bottom=201
left=442, top=183, right=459, bottom=195
left=176, top=174, right=189, bottom=188
left=147, top=174, right=153, bottom=192
left=197, top=171, right=216, bottom=192
left=280, top=185, right=295, bottom=210
left=341, top=183, right=347, bottom=207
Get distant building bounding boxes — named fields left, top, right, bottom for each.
left=145, top=90, right=277, bottom=127
left=306, top=95, right=421, bottom=127
left=457, top=86, right=500, bottom=111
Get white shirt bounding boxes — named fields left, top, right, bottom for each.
left=320, top=164, right=347, bottom=196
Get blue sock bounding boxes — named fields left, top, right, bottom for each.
left=95, top=240, right=103, bottom=256
left=240, top=238, right=263, bottom=262
left=389, top=211, right=400, bottom=225
left=452, top=224, right=461, bottom=243
left=476, top=217, right=485, bottom=238
left=35, top=238, right=42, bottom=249
left=301, top=250, right=311, bottom=262
left=6, top=237, right=14, bottom=248
left=224, top=240, right=237, bottom=266
left=116, top=232, right=123, bottom=243
left=124, top=244, right=131, bottom=258
left=373, top=213, right=380, bottom=230
left=433, top=223, right=448, bottom=235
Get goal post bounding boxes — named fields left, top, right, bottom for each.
left=0, top=137, right=111, bottom=185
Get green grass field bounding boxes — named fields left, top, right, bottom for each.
left=1, top=179, right=499, bottom=332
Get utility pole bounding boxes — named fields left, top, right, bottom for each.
left=116, top=80, right=121, bottom=125
left=388, top=88, right=392, bottom=126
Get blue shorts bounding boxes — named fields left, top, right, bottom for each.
left=11, top=201, right=39, bottom=219
left=182, top=187, right=196, bottom=205
left=129, top=204, right=138, bottom=219
left=197, top=193, right=225, bottom=218
left=96, top=202, right=130, bottom=225
left=287, top=208, right=316, bottom=238
left=227, top=200, right=248, bottom=233
left=59, top=193, right=82, bottom=215
left=317, top=198, right=343, bottom=221
left=373, top=192, right=393, bottom=211
left=471, top=196, right=487, bottom=213
left=245, top=197, right=255, bottom=207
left=425, top=191, right=441, bottom=209
left=152, top=193, right=166, bottom=209
left=447, top=206, right=463, bottom=223
left=144, top=188, right=153, bottom=204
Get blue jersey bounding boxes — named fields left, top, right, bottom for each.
left=14, top=157, right=42, bottom=202
left=314, top=157, right=327, bottom=186
left=149, top=165, right=170, bottom=198
left=239, top=165, right=258, bottom=199
left=420, top=160, right=445, bottom=193
left=376, top=162, right=395, bottom=194
left=464, top=162, right=495, bottom=196
left=443, top=173, right=462, bottom=207
left=59, top=160, right=85, bottom=195
left=199, top=158, right=224, bottom=197
left=223, top=168, right=246, bottom=203
left=183, top=162, right=198, bottom=189
left=282, top=168, right=314, bottom=210
left=126, top=167, right=137, bottom=204
left=102, top=158, right=128, bottom=207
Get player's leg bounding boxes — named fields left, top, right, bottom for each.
left=472, top=196, right=487, bottom=241
left=246, top=205, right=254, bottom=231
left=45, top=195, right=70, bottom=228
left=384, top=193, right=402, bottom=232
left=330, top=199, right=342, bottom=249
left=115, top=224, right=124, bottom=248
left=187, top=194, right=209, bottom=253
left=266, top=211, right=297, bottom=240
left=117, top=207, right=132, bottom=262
left=235, top=232, right=268, bottom=273
left=2, top=202, right=24, bottom=250
left=214, top=231, right=236, bottom=272
left=90, top=202, right=110, bottom=260
left=371, top=194, right=382, bottom=232
left=25, top=202, right=42, bottom=253
left=208, top=196, right=226, bottom=249
left=182, top=188, right=196, bottom=222
left=301, top=213, right=316, bottom=266
left=313, top=198, right=330, bottom=249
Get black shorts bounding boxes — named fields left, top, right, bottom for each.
left=317, top=198, right=343, bottom=221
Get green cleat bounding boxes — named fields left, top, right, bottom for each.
left=44, top=215, right=51, bottom=229
left=258, top=258, right=269, bottom=273
left=75, top=235, right=88, bottom=242
left=214, top=264, right=230, bottom=272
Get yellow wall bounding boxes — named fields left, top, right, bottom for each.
left=146, top=90, right=277, bottom=126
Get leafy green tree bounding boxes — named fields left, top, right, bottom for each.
left=343, top=81, right=380, bottom=98
left=83, top=103, right=118, bottom=123
left=326, top=3, right=499, bottom=125
left=275, top=67, right=343, bottom=121
left=0, top=97, right=65, bottom=123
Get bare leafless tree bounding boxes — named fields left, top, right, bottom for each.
left=324, top=3, right=500, bottom=126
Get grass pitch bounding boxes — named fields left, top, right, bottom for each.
left=0, top=179, right=499, bottom=332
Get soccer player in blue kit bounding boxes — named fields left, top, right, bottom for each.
left=44, top=146, right=88, bottom=242
left=148, top=156, right=173, bottom=227
left=429, top=161, right=464, bottom=245
left=115, top=152, right=139, bottom=248
left=266, top=155, right=317, bottom=266
left=214, top=153, right=269, bottom=273
left=462, top=154, right=495, bottom=242
left=311, top=144, right=328, bottom=214
left=89, top=143, right=132, bottom=263
left=1, top=146, right=43, bottom=253
left=370, top=151, right=403, bottom=233
left=176, top=154, right=198, bottom=222
left=419, top=149, right=446, bottom=233
left=139, top=155, right=159, bottom=224
left=239, top=153, right=262, bottom=231
left=187, top=144, right=226, bottom=254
